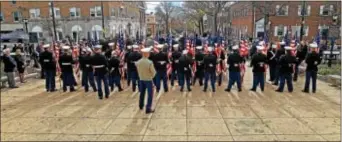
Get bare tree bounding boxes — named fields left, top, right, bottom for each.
left=155, top=2, right=176, bottom=34
left=199, top=1, right=228, bottom=35
left=40, top=17, right=61, bottom=41
left=182, top=2, right=207, bottom=35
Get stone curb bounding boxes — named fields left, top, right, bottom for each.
left=1, top=73, right=39, bottom=88
left=299, top=65, right=341, bottom=87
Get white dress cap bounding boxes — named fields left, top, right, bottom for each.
left=62, top=46, right=70, bottom=50
left=108, top=42, right=114, bottom=46
left=257, top=46, right=264, bottom=50
left=43, top=44, right=50, bottom=48
left=196, top=46, right=203, bottom=50
left=141, top=47, right=151, bottom=53
left=232, top=45, right=239, bottom=50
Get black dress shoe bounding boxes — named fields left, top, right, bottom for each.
left=180, top=88, right=183, bottom=92
left=139, top=107, right=143, bottom=110
left=164, top=89, right=168, bottom=93
left=272, top=83, right=278, bottom=86
left=203, top=89, right=207, bottom=92
left=10, top=86, right=19, bottom=88
left=146, top=109, right=155, bottom=114
left=50, top=89, right=57, bottom=92
left=105, top=95, right=109, bottom=99
left=118, top=88, right=123, bottom=92
left=188, top=88, right=192, bottom=92
left=224, top=88, right=230, bottom=92
left=275, top=90, right=283, bottom=93
left=238, top=89, right=242, bottom=92
left=99, top=96, right=103, bottom=100
left=250, top=89, right=256, bottom=92
left=302, top=90, right=309, bottom=93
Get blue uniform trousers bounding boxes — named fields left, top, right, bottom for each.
left=293, top=64, right=299, bottom=81
left=139, top=80, right=153, bottom=111
left=193, top=70, right=204, bottom=86
left=96, top=74, right=110, bottom=98
left=252, top=72, right=265, bottom=91
left=62, top=72, right=75, bottom=92
left=109, top=75, right=122, bottom=91
left=273, top=65, right=281, bottom=85
left=155, top=71, right=168, bottom=92
left=82, top=71, right=97, bottom=92
left=269, top=65, right=276, bottom=81
left=129, top=70, right=139, bottom=92
left=277, top=73, right=293, bottom=92
left=170, top=70, right=179, bottom=86
left=44, top=70, right=56, bottom=91
left=126, top=68, right=131, bottom=86
left=178, top=72, right=191, bottom=91
left=217, top=73, right=223, bottom=86
left=304, top=71, right=317, bottom=92
left=227, top=71, right=242, bottom=91
left=204, top=72, right=216, bottom=92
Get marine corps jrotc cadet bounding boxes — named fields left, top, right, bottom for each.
left=108, top=50, right=124, bottom=92
left=125, top=45, right=133, bottom=86
left=105, top=42, right=115, bottom=60
left=92, top=45, right=110, bottom=99
left=178, top=50, right=193, bottom=92
left=302, top=42, right=321, bottom=93
left=250, top=45, right=267, bottom=92
left=193, top=46, right=205, bottom=86
left=170, top=44, right=182, bottom=87
left=153, top=44, right=169, bottom=93
left=127, top=44, right=142, bottom=92
left=267, top=43, right=277, bottom=82
left=216, top=44, right=226, bottom=86
left=59, top=45, right=76, bottom=92
left=39, top=44, right=57, bottom=92
left=203, top=47, right=217, bottom=92
left=294, top=40, right=308, bottom=82
left=273, top=41, right=286, bottom=86
left=135, top=47, right=156, bottom=114
left=276, top=46, right=297, bottom=93
left=80, top=48, right=97, bottom=92
left=225, top=45, right=243, bottom=92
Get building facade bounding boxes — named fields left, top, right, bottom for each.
left=0, top=1, right=146, bottom=42
left=146, top=13, right=156, bottom=37
left=228, top=1, right=341, bottom=43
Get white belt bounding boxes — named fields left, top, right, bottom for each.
left=86, top=64, right=90, bottom=67
left=234, top=64, right=238, bottom=67
left=159, top=61, right=166, bottom=64
left=209, top=64, right=213, bottom=67
left=43, top=59, right=50, bottom=62
left=93, top=65, right=105, bottom=68
left=61, top=63, right=71, bottom=65
left=175, top=60, right=179, bottom=63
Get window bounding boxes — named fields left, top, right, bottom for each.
left=298, top=5, right=311, bottom=16
left=90, top=6, right=101, bottom=17
left=320, top=5, right=333, bottom=16
left=292, top=26, right=309, bottom=36
left=111, top=8, right=116, bottom=17
left=11, top=0, right=16, bottom=4
left=49, top=7, right=61, bottom=18
left=319, top=25, right=329, bottom=39
left=274, top=25, right=286, bottom=36
left=276, top=5, right=289, bottom=16
left=0, top=12, right=3, bottom=22
left=12, top=11, right=21, bottom=22
left=29, top=8, right=40, bottom=19
left=70, top=7, right=81, bottom=17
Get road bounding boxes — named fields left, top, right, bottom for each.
left=1, top=67, right=340, bottom=141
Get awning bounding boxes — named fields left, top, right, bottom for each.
left=92, top=25, right=102, bottom=31
left=31, top=26, right=43, bottom=33
left=71, top=25, right=82, bottom=32
left=0, top=30, right=29, bottom=40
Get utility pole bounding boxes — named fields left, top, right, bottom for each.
left=50, top=1, right=57, bottom=42
left=299, top=1, right=306, bottom=41
left=101, top=1, right=105, bottom=39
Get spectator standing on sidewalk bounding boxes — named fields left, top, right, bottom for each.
left=2, top=48, right=19, bottom=88
left=14, top=48, right=26, bottom=83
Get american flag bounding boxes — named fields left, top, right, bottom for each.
left=166, top=32, right=173, bottom=77
left=315, top=30, right=320, bottom=45
left=72, top=46, right=80, bottom=82
left=53, top=44, right=61, bottom=74
left=284, top=26, right=291, bottom=46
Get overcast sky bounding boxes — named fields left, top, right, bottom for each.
left=146, top=2, right=183, bottom=14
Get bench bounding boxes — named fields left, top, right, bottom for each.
left=322, top=51, right=341, bottom=64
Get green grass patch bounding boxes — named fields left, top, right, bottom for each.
left=318, top=64, right=341, bottom=76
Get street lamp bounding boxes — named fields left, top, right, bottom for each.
left=23, top=19, right=28, bottom=33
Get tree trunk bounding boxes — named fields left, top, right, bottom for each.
left=201, top=18, right=204, bottom=35
left=214, top=13, right=218, bottom=36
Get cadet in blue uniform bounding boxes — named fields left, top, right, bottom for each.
left=225, top=45, right=243, bottom=92
left=153, top=44, right=169, bottom=93
left=125, top=45, right=133, bottom=86
left=273, top=41, right=286, bottom=85
left=127, top=45, right=142, bottom=92
left=203, top=47, right=217, bottom=92
left=302, top=42, right=321, bottom=93
left=178, top=50, right=193, bottom=92
left=136, top=47, right=156, bottom=114
left=193, top=46, right=205, bottom=86
left=39, top=44, right=57, bottom=92
left=59, top=46, right=75, bottom=92
left=276, top=46, right=297, bottom=93
left=216, top=44, right=226, bottom=86
left=108, top=50, right=124, bottom=92
left=170, top=44, right=182, bottom=87
left=92, top=45, right=110, bottom=99
left=250, top=46, right=267, bottom=92
left=80, top=48, right=97, bottom=92
left=294, top=41, right=308, bottom=81
left=267, top=44, right=277, bottom=82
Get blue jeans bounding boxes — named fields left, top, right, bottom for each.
left=44, top=70, right=56, bottom=91
left=277, top=73, right=293, bottom=92
left=252, top=72, right=265, bottom=91
left=129, top=70, right=139, bottom=92
left=109, top=75, right=122, bottom=90
left=82, top=71, right=97, bottom=92
left=304, top=71, right=317, bottom=92
left=227, top=71, right=241, bottom=90
left=178, top=72, right=191, bottom=91
left=204, top=72, right=216, bottom=91
left=170, top=70, right=179, bottom=86
left=96, top=74, right=110, bottom=98
left=139, top=80, right=153, bottom=110
left=62, top=72, right=75, bottom=92
left=155, top=71, right=168, bottom=92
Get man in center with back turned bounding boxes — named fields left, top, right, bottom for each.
left=136, top=47, right=156, bottom=114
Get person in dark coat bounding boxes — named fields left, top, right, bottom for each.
left=267, top=44, right=278, bottom=82
left=127, top=45, right=142, bottom=92
left=2, top=48, right=18, bottom=88
left=276, top=46, right=297, bottom=93
left=273, top=41, right=286, bottom=85
left=39, top=44, right=57, bottom=92
left=170, top=44, right=182, bottom=86
left=193, top=46, right=205, bottom=86
left=178, top=50, right=193, bottom=92
left=153, top=44, right=169, bottom=93
left=92, top=45, right=110, bottom=99
left=250, top=45, right=267, bottom=91
left=293, top=40, right=308, bottom=81
left=14, top=48, right=26, bottom=83
left=225, top=45, right=244, bottom=92
left=302, top=42, right=321, bottom=93
left=124, top=45, right=133, bottom=86
left=203, top=47, right=217, bottom=92
left=108, top=50, right=123, bottom=92
left=80, top=48, right=97, bottom=92
left=59, top=46, right=76, bottom=92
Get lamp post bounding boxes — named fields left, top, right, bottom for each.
left=23, top=19, right=28, bottom=34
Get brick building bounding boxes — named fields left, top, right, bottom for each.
left=0, top=1, right=146, bottom=42
left=229, top=1, right=341, bottom=43
left=146, top=13, right=156, bottom=37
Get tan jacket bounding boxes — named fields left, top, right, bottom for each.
left=136, top=57, right=156, bottom=81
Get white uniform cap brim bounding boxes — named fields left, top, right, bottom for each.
left=309, top=43, right=318, bottom=48
left=173, top=44, right=179, bottom=48
left=94, top=45, right=102, bottom=49
left=141, top=48, right=151, bottom=53
left=196, top=46, right=203, bottom=50
left=285, top=46, right=293, bottom=50
left=182, top=50, right=188, bottom=55
left=127, top=45, right=132, bottom=49
left=279, top=41, right=285, bottom=45
left=157, top=44, right=164, bottom=48
left=232, top=45, right=239, bottom=50
left=108, top=43, right=114, bottom=46
left=208, top=47, right=214, bottom=52
left=257, top=46, right=265, bottom=50
left=62, top=46, right=70, bottom=50
left=272, top=44, right=277, bottom=48
left=43, top=44, right=50, bottom=48
left=258, top=41, right=265, bottom=45
left=87, top=48, right=92, bottom=52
